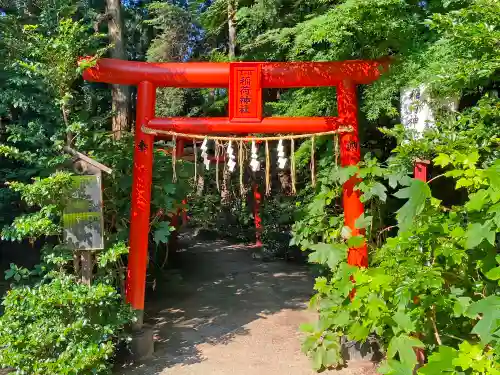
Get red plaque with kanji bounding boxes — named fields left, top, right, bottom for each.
left=229, top=63, right=262, bottom=123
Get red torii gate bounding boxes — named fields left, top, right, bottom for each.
left=83, top=58, right=386, bottom=326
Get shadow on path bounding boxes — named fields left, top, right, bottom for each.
left=117, top=238, right=314, bottom=374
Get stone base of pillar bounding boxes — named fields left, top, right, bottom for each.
left=341, top=335, right=382, bottom=362
left=128, top=324, right=155, bottom=362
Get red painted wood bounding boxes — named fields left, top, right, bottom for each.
left=229, top=63, right=262, bottom=122
left=147, top=117, right=343, bottom=135
left=181, top=199, right=188, bottom=225
left=253, top=182, right=263, bottom=247
left=175, top=138, right=185, bottom=157
left=82, top=58, right=387, bottom=87
left=80, top=58, right=389, bottom=325
left=126, top=81, right=156, bottom=311
left=414, top=161, right=428, bottom=182
left=338, top=81, right=368, bottom=268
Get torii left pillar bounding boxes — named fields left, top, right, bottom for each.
left=127, top=81, right=156, bottom=327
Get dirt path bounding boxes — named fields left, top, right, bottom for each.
left=117, top=238, right=376, bottom=375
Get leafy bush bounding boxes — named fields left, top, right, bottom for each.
left=0, top=275, right=133, bottom=374
left=296, top=96, right=500, bottom=373
left=0, top=170, right=135, bottom=374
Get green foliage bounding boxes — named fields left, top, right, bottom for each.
left=0, top=168, right=134, bottom=373
left=7, top=172, right=75, bottom=210
left=4, top=263, right=32, bottom=283
left=0, top=7, right=139, bottom=372
left=153, top=222, right=174, bottom=246
left=1, top=172, right=74, bottom=242
left=2, top=0, right=500, bottom=373
left=295, top=94, right=500, bottom=373
left=393, top=179, right=430, bottom=232
left=0, top=1, right=107, bottom=230
left=0, top=275, right=133, bottom=374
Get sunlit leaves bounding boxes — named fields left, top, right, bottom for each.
left=6, top=171, right=74, bottom=208
left=465, top=221, right=496, bottom=249
left=418, top=345, right=457, bottom=375
left=348, top=321, right=370, bottom=341
left=387, top=334, right=424, bottom=367
left=96, top=242, right=129, bottom=270
left=466, top=296, right=500, bottom=344
left=308, top=242, right=347, bottom=269
left=358, top=181, right=387, bottom=203
left=378, top=359, right=414, bottom=375
left=355, top=213, right=373, bottom=230
left=300, top=321, right=344, bottom=371
left=466, top=190, right=489, bottom=211
left=392, top=311, right=415, bottom=334
left=0, top=276, right=133, bottom=374
left=394, top=179, right=431, bottom=232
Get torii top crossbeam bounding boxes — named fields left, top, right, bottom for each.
left=82, top=58, right=387, bottom=327
left=83, top=58, right=385, bottom=87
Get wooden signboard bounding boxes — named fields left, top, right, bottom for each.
left=63, top=175, right=104, bottom=250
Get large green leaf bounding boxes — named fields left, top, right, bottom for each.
left=484, top=160, right=500, bottom=191
left=466, top=296, right=500, bottom=344
left=347, top=235, right=365, bottom=248
left=348, top=321, right=370, bottom=341
left=387, top=334, right=424, bottom=366
left=394, top=179, right=431, bottom=232
left=465, top=189, right=489, bottom=212
left=485, top=265, right=500, bottom=281
left=334, top=165, right=359, bottom=184
left=418, top=346, right=458, bottom=375
left=312, top=345, right=326, bottom=371
left=378, top=359, right=414, bottom=375
left=369, top=181, right=388, bottom=202
left=465, top=221, right=495, bottom=249
left=153, top=222, right=174, bottom=245
left=392, top=311, right=415, bottom=334
left=355, top=213, right=373, bottom=229
left=308, top=242, right=347, bottom=269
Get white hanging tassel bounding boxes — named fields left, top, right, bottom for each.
left=227, top=141, right=237, bottom=172
left=277, top=139, right=287, bottom=169
left=201, top=137, right=210, bottom=170
left=250, top=140, right=260, bottom=172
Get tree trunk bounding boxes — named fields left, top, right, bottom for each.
left=106, top=0, right=131, bottom=139
left=221, top=0, right=237, bottom=202
left=0, top=117, right=5, bottom=142
left=227, top=0, right=236, bottom=60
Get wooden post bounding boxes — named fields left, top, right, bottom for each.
left=253, top=180, right=263, bottom=247
left=81, top=251, right=93, bottom=285
left=414, top=159, right=430, bottom=182
left=337, top=80, right=367, bottom=268
left=126, top=81, right=156, bottom=328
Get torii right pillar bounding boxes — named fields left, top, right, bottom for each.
left=338, top=80, right=368, bottom=268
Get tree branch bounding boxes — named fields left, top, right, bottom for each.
left=94, top=13, right=112, bottom=32
left=427, top=174, right=446, bottom=184
left=430, top=305, right=442, bottom=345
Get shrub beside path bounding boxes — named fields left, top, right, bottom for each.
left=117, top=237, right=376, bottom=375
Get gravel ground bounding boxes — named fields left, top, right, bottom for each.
left=116, top=238, right=377, bottom=375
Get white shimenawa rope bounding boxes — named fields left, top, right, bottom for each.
left=227, top=141, right=236, bottom=172
left=141, top=126, right=353, bottom=141
left=277, top=139, right=287, bottom=169
left=147, top=125, right=353, bottom=196
left=250, top=140, right=260, bottom=172
left=201, top=137, right=210, bottom=170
